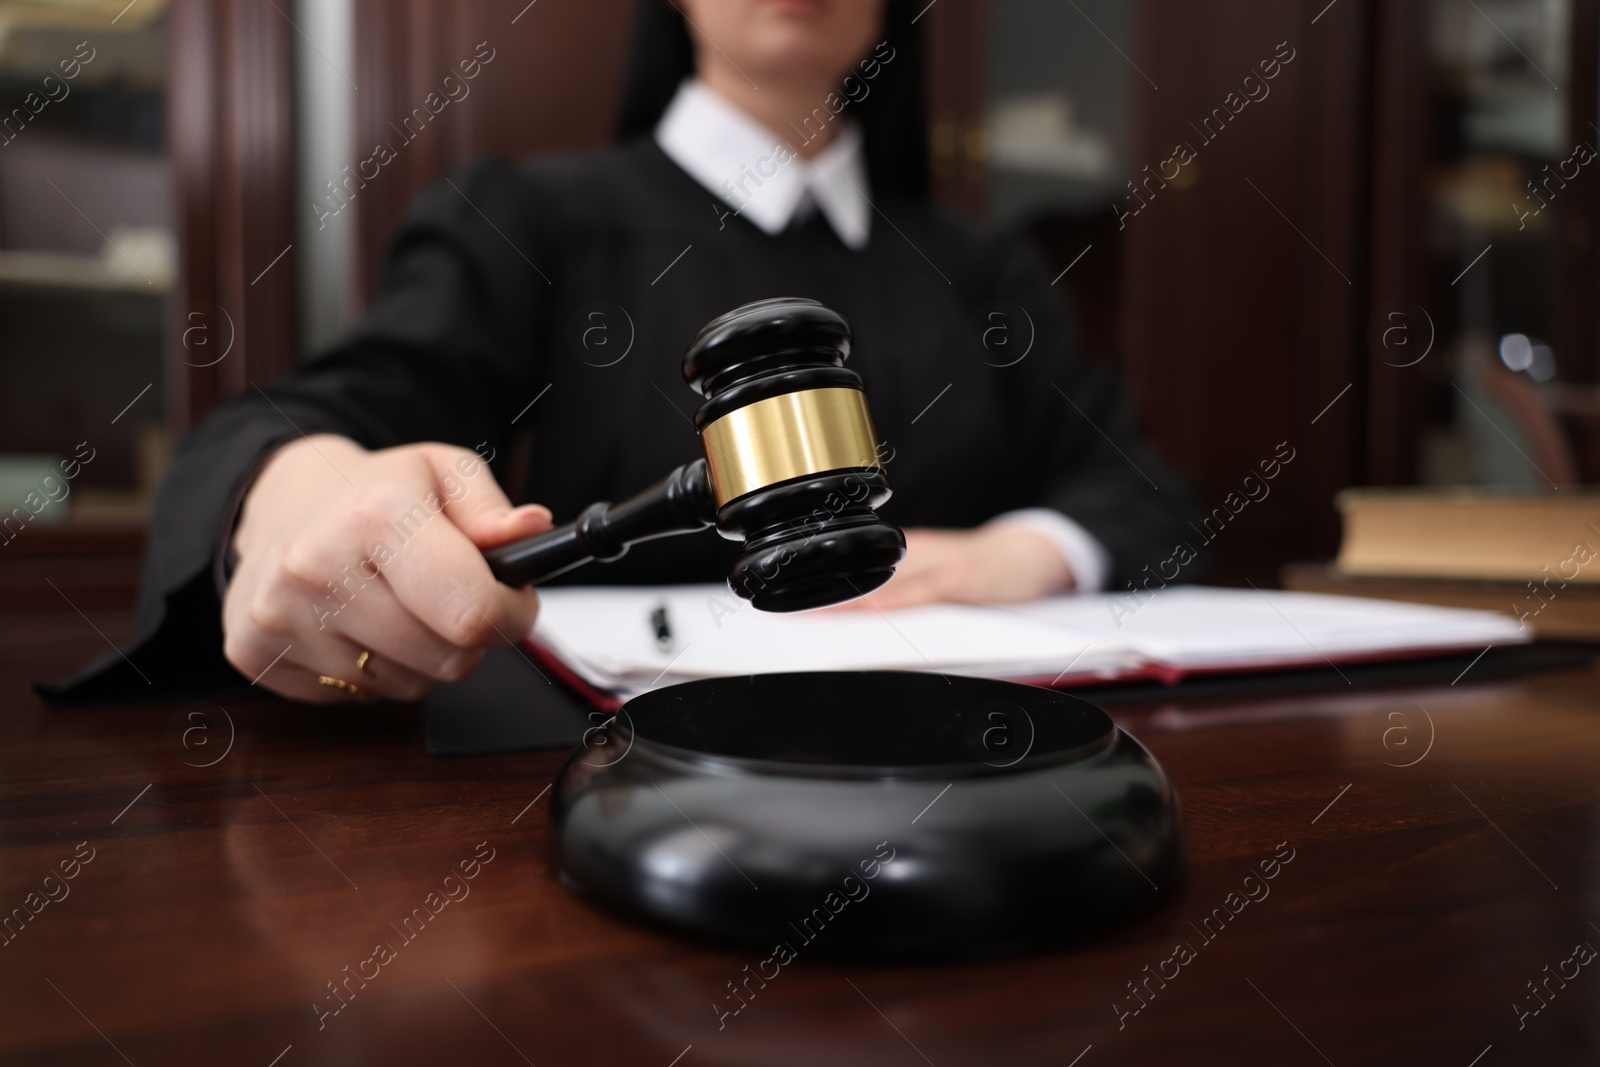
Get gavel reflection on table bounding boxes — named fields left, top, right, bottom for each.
left=483, top=297, right=907, bottom=611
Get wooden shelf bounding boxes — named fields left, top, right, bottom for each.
left=0, top=250, right=170, bottom=296
left=0, top=518, right=147, bottom=612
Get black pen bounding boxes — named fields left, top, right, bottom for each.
left=650, top=604, right=674, bottom=653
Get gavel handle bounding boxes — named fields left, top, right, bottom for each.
left=483, top=459, right=719, bottom=588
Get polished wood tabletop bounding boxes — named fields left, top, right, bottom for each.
left=4, top=607, right=1599, bottom=1066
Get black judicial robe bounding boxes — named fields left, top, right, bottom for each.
left=76, top=138, right=1200, bottom=696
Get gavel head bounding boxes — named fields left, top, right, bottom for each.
left=683, top=297, right=906, bottom=612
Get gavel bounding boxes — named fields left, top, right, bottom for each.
left=482, top=298, right=907, bottom=612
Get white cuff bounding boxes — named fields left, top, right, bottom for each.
left=986, top=508, right=1113, bottom=593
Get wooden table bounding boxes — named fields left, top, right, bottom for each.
left=4, top=609, right=1599, bottom=1066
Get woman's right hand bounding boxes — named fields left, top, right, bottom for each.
left=221, top=435, right=553, bottom=703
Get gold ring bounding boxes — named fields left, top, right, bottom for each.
left=355, top=649, right=375, bottom=676
left=317, top=675, right=369, bottom=699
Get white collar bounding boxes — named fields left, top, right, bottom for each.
left=655, top=79, right=871, bottom=250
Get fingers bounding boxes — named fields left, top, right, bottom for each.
left=276, top=446, right=540, bottom=650
left=224, top=579, right=440, bottom=702
left=223, top=438, right=563, bottom=708
left=847, top=526, right=1069, bottom=609
left=418, top=444, right=552, bottom=549
left=222, top=618, right=361, bottom=704
left=293, top=617, right=449, bottom=701
left=226, top=615, right=459, bottom=705
left=821, top=573, right=938, bottom=612
left=282, top=631, right=437, bottom=703
left=822, top=529, right=952, bottom=612
left=380, top=510, right=544, bottom=652
left=856, top=572, right=950, bottom=611
left=321, top=577, right=486, bottom=683
left=251, top=666, right=361, bottom=705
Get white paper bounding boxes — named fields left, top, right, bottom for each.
left=999, top=587, right=1528, bottom=669
left=530, top=584, right=1529, bottom=699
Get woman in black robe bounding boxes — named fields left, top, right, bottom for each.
left=100, top=0, right=1197, bottom=703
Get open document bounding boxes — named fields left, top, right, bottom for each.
left=525, top=585, right=1530, bottom=706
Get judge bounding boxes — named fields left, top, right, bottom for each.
left=115, top=0, right=1198, bottom=703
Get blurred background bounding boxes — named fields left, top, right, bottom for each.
left=1, top=0, right=1596, bottom=606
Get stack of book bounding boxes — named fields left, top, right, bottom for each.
left=1284, top=489, right=1600, bottom=639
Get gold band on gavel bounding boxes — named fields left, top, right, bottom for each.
left=699, top=387, right=883, bottom=506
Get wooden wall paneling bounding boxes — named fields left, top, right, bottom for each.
left=167, top=0, right=219, bottom=422
left=350, top=0, right=634, bottom=305
left=348, top=0, right=453, bottom=306
left=167, top=0, right=298, bottom=426
left=922, top=0, right=988, bottom=220
left=1122, top=0, right=1372, bottom=583
left=1557, top=0, right=1599, bottom=385
left=1292, top=0, right=1372, bottom=546
left=227, top=1, right=300, bottom=397
left=1363, top=0, right=1431, bottom=487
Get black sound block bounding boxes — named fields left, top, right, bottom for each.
left=549, top=671, right=1184, bottom=957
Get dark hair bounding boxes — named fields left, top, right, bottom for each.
left=617, top=0, right=930, bottom=198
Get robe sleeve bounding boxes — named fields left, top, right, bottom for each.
left=978, top=231, right=1205, bottom=591
left=41, top=157, right=553, bottom=701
